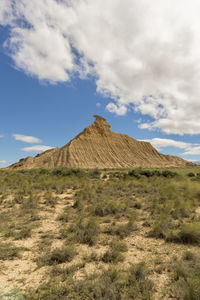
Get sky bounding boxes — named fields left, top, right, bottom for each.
left=1, top=0, right=200, bottom=167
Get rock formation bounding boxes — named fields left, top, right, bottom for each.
left=8, top=115, right=193, bottom=169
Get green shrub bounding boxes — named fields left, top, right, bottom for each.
left=44, top=192, right=57, bottom=207
left=172, top=256, right=200, bottom=299
left=105, top=217, right=136, bottom=239
left=52, top=167, right=85, bottom=177
left=27, top=263, right=153, bottom=300
left=149, top=220, right=170, bottom=239
left=38, top=246, right=77, bottom=266
left=90, top=168, right=100, bottom=178
left=68, top=217, right=100, bottom=246
left=102, top=239, right=127, bottom=263
left=48, top=246, right=76, bottom=264
left=187, top=172, right=196, bottom=177
left=161, top=170, right=177, bottom=178
left=0, top=242, right=24, bottom=260
left=182, top=250, right=196, bottom=261
left=94, top=201, right=125, bottom=217
left=14, top=226, right=32, bottom=240
left=58, top=212, right=70, bottom=222
left=178, top=223, right=200, bottom=244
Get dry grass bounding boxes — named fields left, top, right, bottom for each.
left=0, top=167, right=200, bottom=299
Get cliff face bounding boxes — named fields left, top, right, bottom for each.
left=8, top=115, right=193, bottom=169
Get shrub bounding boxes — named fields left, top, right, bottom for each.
left=38, top=246, right=77, bottom=266
left=0, top=242, right=24, bottom=260
left=14, top=226, right=32, bottom=240
left=178, top=223, right=200, bottom=244
left=44, top=192, right=57, bottom=207
left=52, top=167, right=85, bottom=177
left=148, top=219, right=171, bottom=239
left=172, top=256, right=200, bottom=299
left=21, top=194, right=39, bottom=212
left=102, top=239, right=127, bottom=263
left=105, top=217, right=136, bottom=239
left=28, top=263, right=153, bottom=300
left=58, top=212, right=70, bottom=222
left=48, top=246, right=76, bottom=264
left=102, top=248, right=124, bottom=263
left=161, top=170, right=177, bottom=178
left=94, top=201, right=125, bottom=217
left=187, top=172, right=196, bottom=177
left=90, top=168, right=100, bottom=178
left=182, top=250, right=196, bottom=261
left=68, top=217, right=100, bottom=246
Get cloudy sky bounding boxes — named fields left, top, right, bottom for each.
left=1, top=0, right=200, bottom=167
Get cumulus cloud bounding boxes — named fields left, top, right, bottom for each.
left=106, top=103, right=127, bottom=116
left=144, top=137, right=200, bottom=157
left=0, top=160, right=8, bottom=165
left=13, top=134, right=41, bottom=143
left=182, top=147, right=200, bottom=156
left=22, top=145, right=53, bottom=152
left=144, top=138, right=192, bottom=151
left=1, top=1, right=200, bottom=133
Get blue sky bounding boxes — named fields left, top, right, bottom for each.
left=1, top=1, right=200, bottom=167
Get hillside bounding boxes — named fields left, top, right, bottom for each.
left=8, top=115, right=192, bottom=169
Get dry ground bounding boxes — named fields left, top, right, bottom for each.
left=0, top=168, right=200, bottom=299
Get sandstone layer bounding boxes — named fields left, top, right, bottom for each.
left=8, top=115, right=193, bottom=169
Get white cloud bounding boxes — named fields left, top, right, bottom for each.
left=106, top=103, right=127, bottom=116
left=13, top=134, right=41, bottom=143
left=0, top=135, right=3, bottom=138
left=22, top=145, right=53, bottom=152
left=0, top=0, right=13, bottom=25
left=0, top=160, right=8, bottom=165
left=96, top=102, right=101, bottom=107
left=2, top=1, right=200, bottom=134
left=145, top=137, right=200, bottom=157
left=182, top=147, right=200, bottom=156
left=184, top=159, right=199, bottom=162
left=144, top=138, right=192, bottom=151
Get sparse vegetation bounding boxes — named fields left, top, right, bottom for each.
left=0, top=167, right=200, bottom=299
left=0, top=242, right=26, bottom=260
left=170, top=251, right=200, bottom=299
left=37, top=246, right=77, bottom=266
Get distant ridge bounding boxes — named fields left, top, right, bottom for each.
left=8, top=115, right=193, bottom=169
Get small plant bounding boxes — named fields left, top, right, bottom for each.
left=105, top=217, right=136, bottom=239
left=182, top=250, right=196, bottom=261
left=177, top=223, right=200, bottom=244
left=38, top=246, right=77, bottom=266
left=14, top=226, right=32, bottom=240
left=171, top=255, right=200, bottom=299
left=102, top=239, right=127, bottom=263
left=0, top=242, right=25, bottom=260
left=187, top=172, right=196, bottom=177
left=44, top=192, right=57, bottom=207
left=68, top=217, right=100, bottom=246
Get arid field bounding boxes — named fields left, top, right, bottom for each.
left=1, top=167, right=200, bottom=299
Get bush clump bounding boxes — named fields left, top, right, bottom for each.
left=128, top=168, right=177, bottom=179
left=102, top=239, right=128, bottom=263
left=68, top=217, right=100, bottom=246
left=0, top=242, right=24, bottom=260
left=38, top=246, right=77, bottom=266
left=27, top=263, right=153, bottom=300
left=52, top=167, right=86, bottom=177
left=171, top=254, right=200, bottom=299
left=177, top=223, right=200, bottom=244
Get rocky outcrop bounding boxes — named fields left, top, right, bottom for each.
left=8, top=115, right=193, bottom=169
